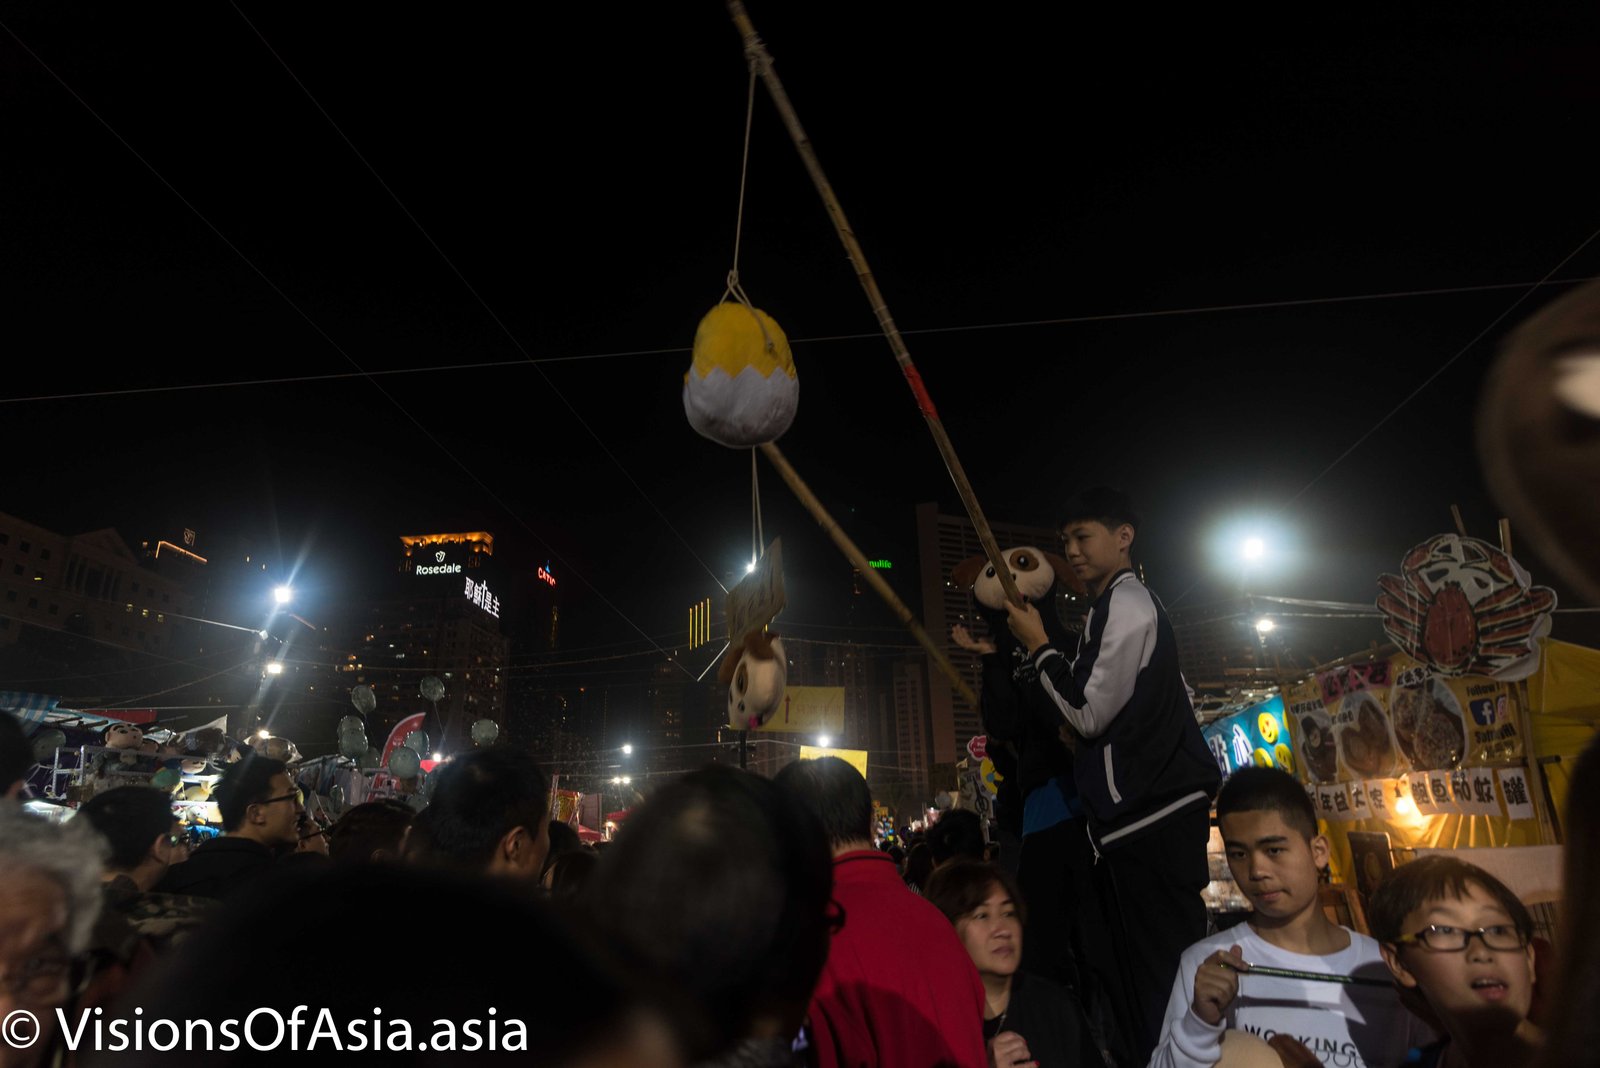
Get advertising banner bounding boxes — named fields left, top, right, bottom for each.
left=798, top=745, right=867, bottom=778
left=755, top=685, right=845, bottom=733
left=1201, top=696, right=1293, bottom=777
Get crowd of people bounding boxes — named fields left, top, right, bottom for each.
left=1, top=487, right=1596, bottom=1068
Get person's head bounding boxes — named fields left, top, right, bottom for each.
left=903, top=842, right=934, bottom=889
left=0, top=712, right=30, bottom=799
left=924, top=860, right=1025, bottom=982
left=585, top=765, right=833, bottom=1062
left=773, top=756, right=872, bottom=853
left=1544, top=730, right=1600, bottom=1068
left=327, top=800, right=414, bottom=864
left=407, top=748, right=550, bottom=879
left=1370, top=856, right=1536, bottom=1036
left=1058, top=486, right=1138, bottom=594
left=544, top=818, right=581, bottom=874
left=75, top=786, right=185, bottom=892
left=926, top=809, right=986, bottom=867
left=1215, top=767, right=1329, bottom=926
left=122, top=862, right=681, bottom=1068
left=543, top=847, right=599, bottom=897
left=213, top=756, right=300, bottom=848
left=0, top=806, right=106, bottom=1041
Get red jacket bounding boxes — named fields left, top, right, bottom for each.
left=807, top=851, right=987, bottom=1068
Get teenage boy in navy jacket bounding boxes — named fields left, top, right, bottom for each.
left=1005, top=487, right=1220, bottom=1067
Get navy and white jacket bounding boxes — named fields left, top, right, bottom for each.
left=1029, top=569, right=1220, bottom=849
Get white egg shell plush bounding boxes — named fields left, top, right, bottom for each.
left=684, top=302, right=799, bottom=448
left=721, top=631, right=787, bottom=730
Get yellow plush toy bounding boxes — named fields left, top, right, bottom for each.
left=683, top=303, right=799, bottom=447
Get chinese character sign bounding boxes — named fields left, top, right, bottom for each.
left=1200, top=697, right=1293, bottom=777
left=463, top=577, right=501, bottom=618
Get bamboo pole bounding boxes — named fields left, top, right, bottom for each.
left=760, top=442, right=980, bottom=707
left=726, top=1, right=1024, bottom=612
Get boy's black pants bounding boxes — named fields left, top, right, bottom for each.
left=1091, top=805, right=1211, bottom=1068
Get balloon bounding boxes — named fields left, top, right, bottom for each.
left=151, top=768, right=181, bottom=791
left=404, top=730, right=429, bottom=756
left=359, top=747, right=381, bottom=772
left=350, top=685, right=377, bottom=715
left=469, top=719, right=499, bottom=747
left=338, top=715, right=365, bottom=736
left=388, top=746, right=421, bottom=780
left=30, top=728, right=66, bottom=763
left=338, top=730, right=367, bottom=759
left=420, top=676, right=445, bottom=703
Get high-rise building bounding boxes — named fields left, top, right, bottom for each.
left=913, top=503, right=1083, bottom=773
left=347, top=532, right=510, bottom=754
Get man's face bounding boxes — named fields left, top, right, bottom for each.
left=0, top=868, right=72, bottom=1060
left=1382, top=882, right=1535, bottom=1027
left=250, top=773, right=302, bottom=847
left=1060, top=519, right=1132, bottom=595
left=1220, top=810, right=1327, bottom=926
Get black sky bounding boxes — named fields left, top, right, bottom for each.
left=5, top=4, right=1600, bottom=655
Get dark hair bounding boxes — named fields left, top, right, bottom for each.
left=773, top=755, right=872, bottom=847
left=1541, top=732, right=1600, bottom=1068
left=1216, top=766, right=1319, bottom=842
left=1368, top=855, right=1534, bottom=945
left=327, top=800, right=414, bottom=864
left=584, top=765, right=833, bottom=1062
left=545, top=847, right=598, bottom=897
left=213, top=756, right=288, bottom=832
left=408, top=747, right=550, bottom=871
left=0, top=712, right=29, bottom=794
left=903, top=842, right=934, bottom=890
left=1059, top=486, right=1140, bottom=534
left=545, top=818, right=581, bottom=868
left=76, top=786, right=177, bottom=870
left=927, top=808, right=986, bottom=865
left=123, top=863, right=636, bottom=1068
left=924, top=859, right=1028, bottom=927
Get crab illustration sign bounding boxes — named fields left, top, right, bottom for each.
left=1376, top=534, right=1556, bottom=681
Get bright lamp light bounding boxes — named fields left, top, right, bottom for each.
left=1255, top=618, right=1276, bottom=635
left=817, top=735, right=832, bottom=748
left=273, top=586, right=293, bottom=605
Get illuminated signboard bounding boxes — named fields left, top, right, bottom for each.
left=465, top=576, right=500, bottom=618
left=537, top=563, right=556, bottom=587
left=867, top=559, right=892, bottom=569
left=416, top=549, right=462, bottom=577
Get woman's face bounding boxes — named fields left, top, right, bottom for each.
left=955, top=885, right=1021, bottom=979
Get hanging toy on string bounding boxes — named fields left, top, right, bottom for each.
left=682, top=63, right=798, bottom=450
left=720, top=628, right=787, bottom=730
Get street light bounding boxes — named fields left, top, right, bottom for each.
left=621, top=743, right=633, bottom=756
left=1242, top=537, right=1266, bottom=562
left=265, top=661, right=285, bottom=676
left=1255, top=618, right=1276, bottom=635
left=273, top=585, right=293, bottom=606
left=817, top=735, right=832, bottom=748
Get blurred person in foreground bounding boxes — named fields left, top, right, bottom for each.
left=584, top=765, right=834, bottom=1067
left=86, top=862, right=680, bottom=1068
left=0, top=805, right=107, bottom=1068
left=1540, top=729, right=1600, bottom=1068
left=327, top=799, right=414, bottom=865
left=76, top=786, right=212, bottom=955
left=775, top=756, right=987, bottom=1068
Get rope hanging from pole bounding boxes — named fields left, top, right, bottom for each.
left=724, top=1, right=1025, bottom=610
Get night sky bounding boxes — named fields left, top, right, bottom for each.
left=6, top=5, right=1599, bottom=662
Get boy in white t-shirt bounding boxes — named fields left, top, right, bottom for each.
left=1151, top=768, right=1432, bottom=1068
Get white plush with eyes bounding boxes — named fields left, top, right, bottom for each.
left=723, top=633, right=786, bottom=730
left=953, top=546, right=1080, bottom=609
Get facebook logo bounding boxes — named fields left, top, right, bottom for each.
left=1469, top=697, right=1501, bottom=727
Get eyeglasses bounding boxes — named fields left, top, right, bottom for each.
left=1394, top=924, right=1528, bottom=952
left=0, top=953, right=73, bottom=997
left=254, top=788, right=304, bottom=808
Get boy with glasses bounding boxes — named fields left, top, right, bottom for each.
left=1371, top=855, right=1541, bottom=1068
left=157, top=756, right=301, bottom=900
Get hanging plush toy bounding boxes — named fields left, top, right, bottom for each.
left=683, top=302, right=799, bottom=448
left=720, top=630, right=787, bottom=730
left=953, top=545, right=1085, bottom=634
